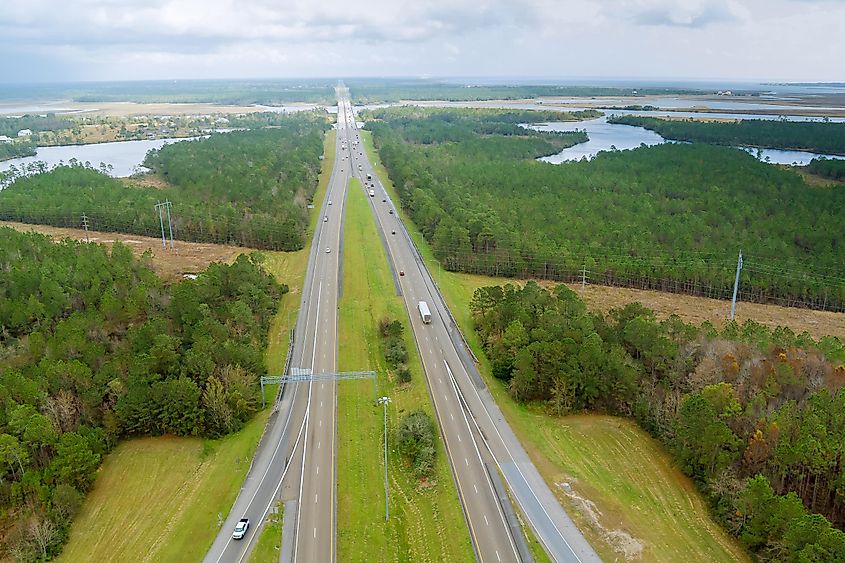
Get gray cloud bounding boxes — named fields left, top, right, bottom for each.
left=625, top=1, right=742, bottom=28
left=0, top=0, right=842, bottom=82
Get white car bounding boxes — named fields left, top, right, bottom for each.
left=328, top=200, right=332, bottom=205
left=325, top=247, right=331, bottom=253
left=233, top=518, right=250, bottom=540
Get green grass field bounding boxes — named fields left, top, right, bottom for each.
left=58, top=411, right=272, bottom=562
left=59, top=130, right=338, bottom=562
left=360, top=129, right=749, bottom=562
left=335, top=177, right=474, bottom=562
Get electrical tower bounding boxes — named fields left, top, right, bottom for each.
left=730, top=250, right=743, bottom=321
left=81, top=214, right=90, bottom=243
left=154, top=200, right=175, bottom=250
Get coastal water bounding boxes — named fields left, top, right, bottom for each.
left=531, top=117, right=845, bottom=165
left=0, top=137, right=199, bottom=178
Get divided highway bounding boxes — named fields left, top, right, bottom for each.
left=205, top=84, right=600, bottom=563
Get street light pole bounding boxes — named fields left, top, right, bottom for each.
left=377, top=396, right=391, bottom=521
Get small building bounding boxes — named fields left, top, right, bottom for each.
left=0, top=135, right=12, bottom=143
left=17, top=129, right=32, bottom=137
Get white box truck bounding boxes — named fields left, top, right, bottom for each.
left=418, top=301, right=431, bottom=324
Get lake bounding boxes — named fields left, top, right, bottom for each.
left=0, top=136, right=199, bottom=178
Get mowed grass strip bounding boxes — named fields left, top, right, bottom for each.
left=336, top=178, right=474, bottom=562
left=59, top=130, right=338, bottom=562
left=360, top=129, right=748, bottom=562
left=248, top=512, right=283, bottom=563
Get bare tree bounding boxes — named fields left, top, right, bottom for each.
left=29, top=515, right=58, bottom=560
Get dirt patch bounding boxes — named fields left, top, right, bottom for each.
left=558, top=481, right=645, bottom=561
left=787, top=167, right=845, bottom=188
left=1, top=221, right=244, bottom=281
left=119, top=174, right=170, bottom=189
left=566, top=283, right=845, bottom=340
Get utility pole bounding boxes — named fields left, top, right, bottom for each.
left=81, top=214, right=90, bottom=243
left=581, top=265, right=587, bottom=290
left=730, top=250, right=743, bottom=321
left=377, top=396, right=391, bottom=521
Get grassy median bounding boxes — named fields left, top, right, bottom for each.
left=360, top=129, right=748, bottom=562
left=335, top=178, right=474, bottom=562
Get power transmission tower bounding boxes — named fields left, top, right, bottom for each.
left=730, top=250, right=743, bottom=321
left=81, top=214, right=90, bottom=243
left=154, top=200, right=175, bottom=250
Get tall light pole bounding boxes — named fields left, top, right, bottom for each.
left=377, top=395, right=391, bottom=521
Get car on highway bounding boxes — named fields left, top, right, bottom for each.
left=324, top=216, right=328, bottom=222
left=382, top=198, right=386, bottom=202
left=391, top=229, right=396, bottom=235
left=328, top=200, right=332, bottom=205
left=233, top=518, right=250, bottom=540
left=399, top=270, right=405, bottom=276
left=389, top=209, right=394, bottom=214
left=325, top=247, right=331, bottom=253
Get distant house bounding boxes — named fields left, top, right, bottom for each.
left=17, top=129, right=32, bottom=137
left=215, top=117, right=230, bottom=124
left=0, top=135, right=12, bottom=143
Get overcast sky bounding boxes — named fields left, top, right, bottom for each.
left=1, top=0, right=843, bottom=84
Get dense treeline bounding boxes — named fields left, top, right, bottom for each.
left=367, top=107, right=845, bottom=310
left=807, top=158, right=845, bottom=181
left=0, top=113, right=329, bottom=250
left=609, top=115, right=845, bottom=155
left=0, top=140, right=36, bottom=162
left=347, top=81, right=704, bottom=104
left=471, top=282, right=845, bottom=561
left=0, top=227, right=284, bottom=559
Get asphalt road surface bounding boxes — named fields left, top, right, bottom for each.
left=351, top=106, right=602, bottom=563
left=204, top=87, right=354, bottom=563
